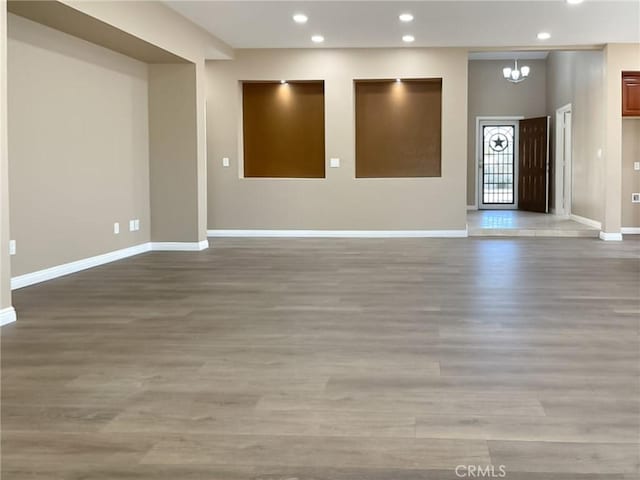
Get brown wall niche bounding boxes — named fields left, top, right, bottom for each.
left=242, top=81, right=325, bottom=178
left=355, top=79, right=442, bottom=178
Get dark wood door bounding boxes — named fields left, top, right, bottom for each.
left=518, top=116, right=549, bottom=213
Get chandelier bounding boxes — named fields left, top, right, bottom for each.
left=503, top=60, right=530, bottom=84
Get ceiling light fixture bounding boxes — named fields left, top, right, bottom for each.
left=566, top=0, right=584, bottom=4
left=293, top=13, right=308, bottom=24
left=399, top=13, right=414, bottom=22
left=502, top=60, right=530, bottom=84
left=280, top=80, right=287, bottom=84
left=537, top=32, right=551, bottom=40
left=311, top=35, right=324, bottom=43
left=396, top=78, right=402, bottom=82
left=402, top=35, right=415, bottom=43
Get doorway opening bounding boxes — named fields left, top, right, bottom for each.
left=475, top=116, right=550, bottom=213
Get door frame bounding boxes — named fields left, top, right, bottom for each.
left=554, top=104, right=572, bottom=217
left=475, top=116, right=523, bottom=210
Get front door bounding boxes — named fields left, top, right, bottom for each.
left=518, top=116, right=550, bottom=213
left=479, top=122, right=518, bottom=210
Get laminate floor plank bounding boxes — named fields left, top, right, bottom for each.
left=488, top=440, right=640, bottom=474
left=415, top=414, right=638, bottom=443
left=139, top=434, right=491, bottom=469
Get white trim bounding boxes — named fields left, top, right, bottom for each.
left=555, top=104, right=572, bottom=217
left=599, top=231, right=623, bottom=241
left=150, top=240, right=209, bottom=251
left=207, top=229, right=468, bottom=238
left=11, top=243, right=152, bottom=290
left=0, top=307, right=17, bottom=327
left=11, top=240, right=210, bottom=290
left=621, top=227, right=640, bottom=234
left=570, top=214, right=602, bottom=230
left=545, top=115, right=551, bottom=213
left=466, top=205, right=478, bottom=211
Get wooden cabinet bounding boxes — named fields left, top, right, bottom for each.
left=622, top=72, right=640, bottom=117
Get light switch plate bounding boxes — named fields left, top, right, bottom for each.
left=134, top=219, right=140, bottom=231
left=634, top=162, right=640, bottom=171
left=129, top=220, right=136, bottom=231
left=114, top=222, right=120, bottom=234
left=222, top=157, right=230, bottom=167
left=9, top=240, right=16, bottom=256
left=330, top=158, right=340, bottom=168
left=632, top=193, right=640, bottom=204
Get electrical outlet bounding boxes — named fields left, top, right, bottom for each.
left=9, top=240, right=16, bottom=256
left=632, top=193, right=640, bottom=204
left=222, top=157, right=230, bottom=167
left=330, top=158, right=340, bottom=168
left=114, top=222, right=120, bottom=234
left=129, top=220, right=136, bottom=232
left=634, top=162, right=640, bottom=171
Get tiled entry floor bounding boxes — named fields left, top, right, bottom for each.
left=468, top=210, right=599, bottom=237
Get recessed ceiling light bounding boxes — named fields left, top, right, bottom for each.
left=311, top=35, right=324, bottom=43
left=402, top=35, right=415, bottom=43
left=293, top=13, right=308, bottom=24
left=399, top=13, right=414, bottom=22
left=566, top=0, right=584, bottom=4
left=537, top=32, right=551, bottom=40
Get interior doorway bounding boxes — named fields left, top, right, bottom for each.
left=555, top=104, right=572, bottom=216
left=476, top=116, right=550, bottom=212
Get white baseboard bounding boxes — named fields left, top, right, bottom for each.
left=621, top=227, right=640, bottom=234
left=151, top=240, right=209, bottom=251
left=466, top=205, right=478, bottom=211
left=207, top=229, right=468, bottom=238
left=570, top=214, right=601, bottom=230
left=11, top=243, right=152, bottom=290
left=11, top=240, right=210, bottom=290
left=0, top=306, right=17, bottom=327
left=599, top=231, right=623, bottom=241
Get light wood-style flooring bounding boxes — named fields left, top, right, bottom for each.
left=2, top=237, right=639, bottom=479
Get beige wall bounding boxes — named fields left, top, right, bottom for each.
left=60, top=0, right=232, bottom=62
left=207, top=48, right=468, bottom=231
left=546, top=50, right=605, bottom=222
left=8, top=14, right=150, bottom=276
left=52, top=1, right=214, bottom=242
left=1, top=0, right=11, bottom=310
left=603, top=43, right=640, bottom=235
left=622, top=119, right=640, bottom=228
left=467, top=59, right=547, bottom=206
left=148, top=64, right=199, bottom=242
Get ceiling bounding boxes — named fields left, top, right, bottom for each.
left=166, top=1, right=640, bottom=51
left=468, top=51, right=549, bottom=60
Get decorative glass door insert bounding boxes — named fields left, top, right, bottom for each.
left=481, top=125, right=515, bottom=206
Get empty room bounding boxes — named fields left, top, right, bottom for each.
left=1, top=0, right=639, bottom=478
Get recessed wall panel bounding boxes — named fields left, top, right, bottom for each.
left=242, top=81, right=325, bottom=178
left=355, top=79, right=442, bottom=178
